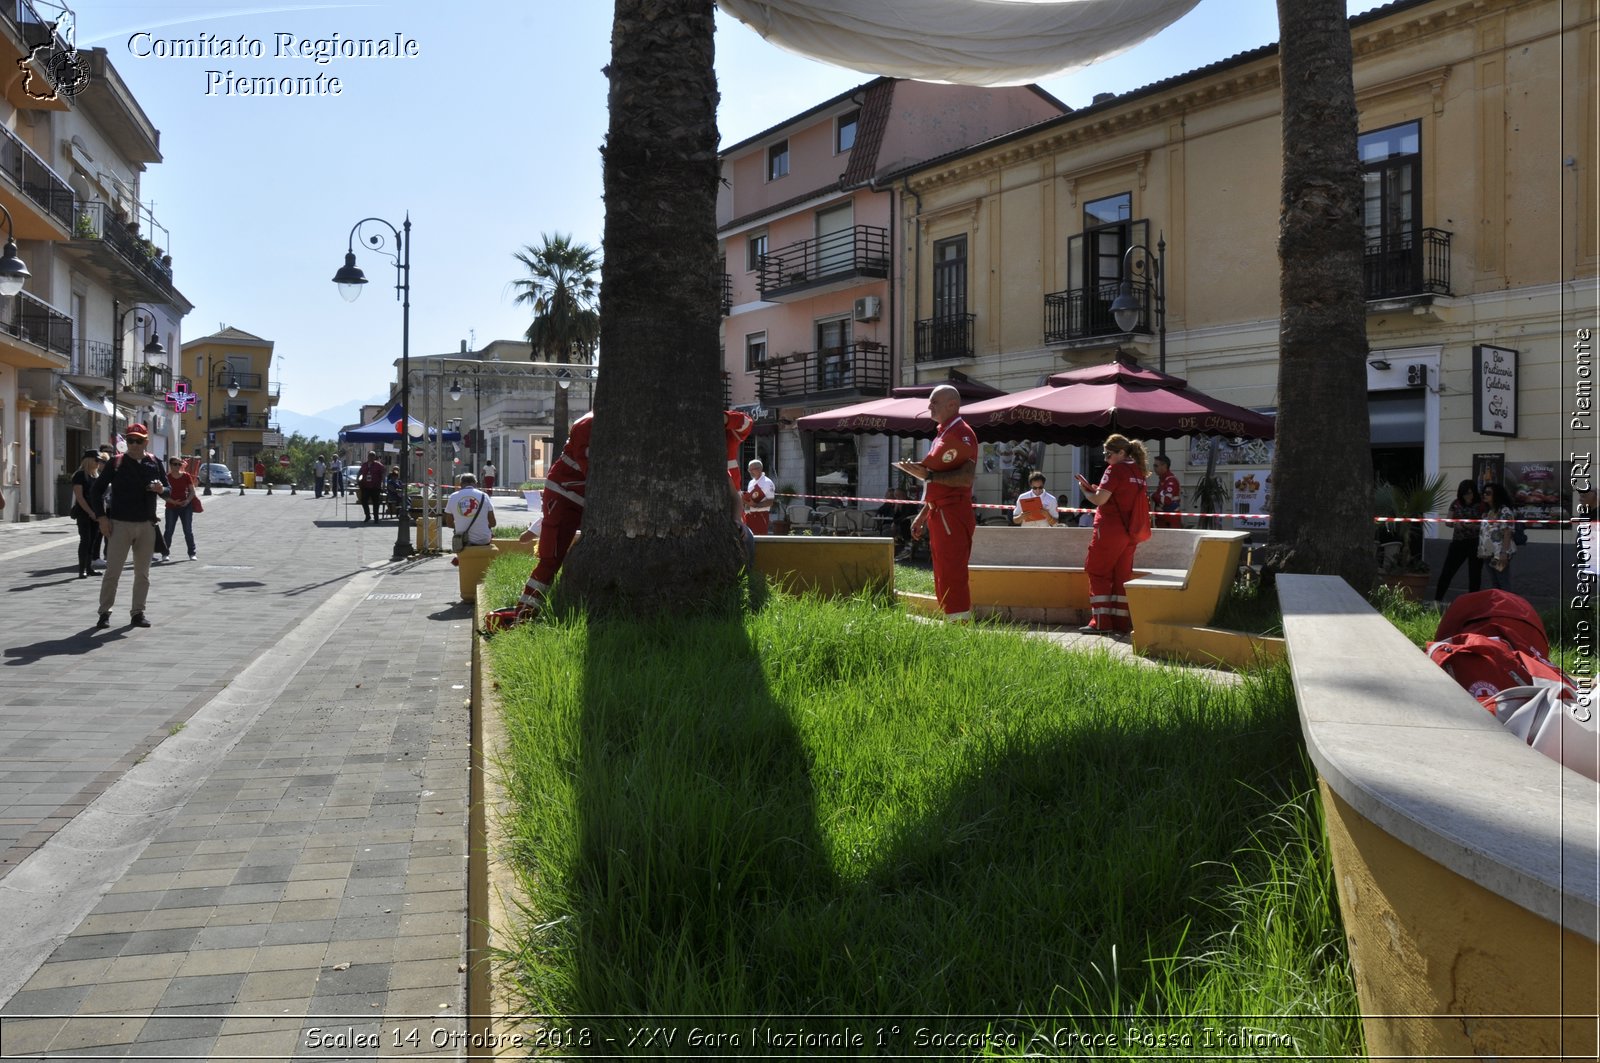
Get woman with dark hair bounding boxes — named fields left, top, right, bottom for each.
left=1477, top=482, right=1517, bottom=590
left=1433, top=479, right=1484, bottom=604
left=1073, top=434, right=1152, bottom=635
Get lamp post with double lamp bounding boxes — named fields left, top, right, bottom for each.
left=333, top=214, right=413, bottom=560
left=448, top=350, right=481, bottom=479
left=1109, top=233, right=1167, bottom=456
left=110, top=300, right=167, bottom=449
left=202, top=361, right=239, bottom=496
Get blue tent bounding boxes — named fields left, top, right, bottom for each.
left=338, top=404, right=460, bottom=443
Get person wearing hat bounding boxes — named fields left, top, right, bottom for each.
left=70, top=450, right=104, bottom=578
left=93, top=424, right=170, bottom=629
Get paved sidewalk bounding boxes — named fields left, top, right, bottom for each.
left=0, top=492, right=480, bottom=1060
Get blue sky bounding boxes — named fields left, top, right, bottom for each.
left=60, top=0, right=1325, bottom=423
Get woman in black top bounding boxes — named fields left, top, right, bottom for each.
left=1433, top=479, right=1484, bottom=604
left=70, top=450, right=103, bottom=578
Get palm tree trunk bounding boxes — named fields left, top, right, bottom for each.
left=1265, top=0, right=1375, bottom=591
left=560, top=0, right=742, bottom=617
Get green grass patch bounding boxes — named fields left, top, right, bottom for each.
left=484, top=576, right=1360, bottom=1056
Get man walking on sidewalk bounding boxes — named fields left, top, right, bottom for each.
left=93, top=424, right=170, bottom=629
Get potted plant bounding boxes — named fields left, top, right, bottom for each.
left=1375, top=473, right=1451, bottom=600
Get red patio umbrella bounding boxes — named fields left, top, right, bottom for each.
left=961, top=355, right=1275, bottom=444
left=795, top=377, right=1005, bottom=438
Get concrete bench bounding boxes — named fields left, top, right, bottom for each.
left=1279, top=574, right=1598, bottom=1060
left=964, top=526, right=1244, bottom=623
left=752, top=535, right=895, bottom=597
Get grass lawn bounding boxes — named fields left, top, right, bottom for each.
left=481, top=559, right=1361, bottom=1057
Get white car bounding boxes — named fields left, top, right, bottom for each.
left=343, top=466, right=361, bottom=489
left=199, top=463, right=233, bottom=486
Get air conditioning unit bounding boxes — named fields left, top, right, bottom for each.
left=853, top=295, right=881, bottom=322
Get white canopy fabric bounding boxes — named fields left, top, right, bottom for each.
left=716, top=0, right=1202, bottom=86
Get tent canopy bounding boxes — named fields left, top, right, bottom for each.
left=796, top=376, right=1005, bottom=437
left=715, top=0, right=1202, bottom=87
left=961, top=355, right=1275, bottom=444
left=338, top=404, right=461, bottom=443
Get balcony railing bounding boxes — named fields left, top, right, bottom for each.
left=757, top=225, right=889, bottom=299
left=914, top=313, right=976, bottom=363
left=720, top=272, right=732, bottom=316
left=209, top=411, right=277, bottom=431
left=76, top=337, right=114, bottom=378
left=1365, top=227, right=1451, bottom=300
left=1043, top=279, right=1150, bottom=344
left=215, top=369, right=264, bottom=391
left=0, top=122, right=72, bottom=228
left=71, top=200, right=178, bottom=297
left=756, top=340, right=891, bottom=405
left=0, top=289, right=71, bottom=356
left=126, top=363, right=172, bottom=396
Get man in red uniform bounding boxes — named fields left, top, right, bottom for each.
left=894, top=385, right=977, bottom=621
left=1152, top=454, right=1182, bottom=529
left=517, top=411, right=594, bottom=619
left=1074, top=434, right=1152, bottom=635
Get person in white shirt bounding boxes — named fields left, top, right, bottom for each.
left=743, top=458, right=777, bottom=534
left=443, top=473, right=497, bottom=548
left=1012, top=470, right=1060, bottom=527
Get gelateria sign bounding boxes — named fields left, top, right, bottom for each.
left=1473, top=344, right=1517, bottom=437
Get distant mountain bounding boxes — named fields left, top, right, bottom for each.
left=276, top=394, right=389, bottom=441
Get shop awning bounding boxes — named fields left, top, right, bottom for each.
left=58, top=379, right=102, bottom=414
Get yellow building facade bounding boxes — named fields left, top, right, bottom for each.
left=891, top=0, right=1594, bottom=533
left=178, top=327, right=279, bottom=479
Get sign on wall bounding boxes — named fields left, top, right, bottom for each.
left=1473, top=344, right=1517, bottom=436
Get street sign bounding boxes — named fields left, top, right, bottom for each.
left=278, top=456, right=290, bottom=466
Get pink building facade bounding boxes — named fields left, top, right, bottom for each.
left=717, top=77, right=1063, bottom=509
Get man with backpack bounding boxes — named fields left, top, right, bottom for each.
left=93, top=424, right=170, bottom=629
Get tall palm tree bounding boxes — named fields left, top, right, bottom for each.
left=1265, top=0, right=1375, bottom=590
left=512, top=234, right=601, bottom=456
left=559, top=0, right=739, bottom=618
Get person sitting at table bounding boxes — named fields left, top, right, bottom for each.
left=1013, top=470, right=1060, bottom=527
left=876, top=486, right=916, bottom=555
left=384, top=468, right=404, bottom=519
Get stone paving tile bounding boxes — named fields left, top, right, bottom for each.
left=1, top=507, right=472, bottom=1057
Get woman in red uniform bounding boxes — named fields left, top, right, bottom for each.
left=1074, top=434, right=1152, bottom=635
left=516, top=411, right=594, bottom=619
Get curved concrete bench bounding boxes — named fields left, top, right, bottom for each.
left=1279, top=574, right=1598, bottom=1059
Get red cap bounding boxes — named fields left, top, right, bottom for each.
left=125, top=423, right=150, bottom=439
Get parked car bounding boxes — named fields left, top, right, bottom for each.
left=200, top=463, right=233, bottom=487
left=343, top=465, right=361, bottom=489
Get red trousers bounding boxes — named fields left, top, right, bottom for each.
left=744, top=510, right=770, bottom=535
left=929, top=501, right=976, bottom=618
left=1085, top=527, right=1136, bottom=632
left=519, top=491, right=583, bottom=605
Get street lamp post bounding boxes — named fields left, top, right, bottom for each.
left=333, top=214, right=413, bottom=560
left=202, top=358, right=240, bottom=496
left=1109, top=232, right=1167, bottom=455
left=448, top=346, right=482, bottom=479
left=111, top=300, right=167, bottom=448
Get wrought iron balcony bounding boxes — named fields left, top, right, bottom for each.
left=126, top=363, right=172, bottom=397
left=757, top=225, right=889, bottom=300
left=1044, top=279, right=1150, bottom=344
left=720, top=272, right=732, bottom=316
left=68, top=201, right=179, bottom=302
left=0, top=289, right=72, bottom=356
left=75, top=338, right=114, bottom=379
left=914, top=313, right=976, bottom=363
left=1365, top=227, right=1451, bottom=301
left=215, top=369, right=264, bottom=391
left=208, top=411, right=277, bottom=431
left=756, top=340, right=890, bottom=405
left=0, top=122, right=72, bottom=230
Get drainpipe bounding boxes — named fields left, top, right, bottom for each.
left=901, top=174, right=923, bottom=381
